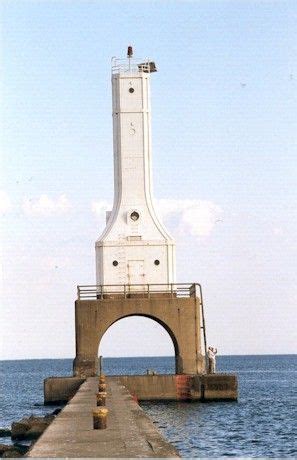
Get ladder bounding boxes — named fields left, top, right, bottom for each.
left=197, top=284, right=208, bottom=372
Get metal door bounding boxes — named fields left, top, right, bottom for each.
left=127, top=260, right=145, bottom=290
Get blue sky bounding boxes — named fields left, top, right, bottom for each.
left=1, top=0, right=296, bottom=359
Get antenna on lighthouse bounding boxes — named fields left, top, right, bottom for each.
left=127, top=45, right=133, bottom=71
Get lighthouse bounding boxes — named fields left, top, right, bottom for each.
left=47, top=47, right=237, bottom=395
left=95, top=48, right=176, bottom=289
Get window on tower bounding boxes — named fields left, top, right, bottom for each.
left=130, top=211, right=139, bottom=221
left=129, top=87, right=134, bottom=93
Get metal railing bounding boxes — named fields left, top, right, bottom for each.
left=77, top=283, right=200, bottom=300
left=111, top=57, right=154, bottom=75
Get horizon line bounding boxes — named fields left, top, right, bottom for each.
left=1, top=353, right=296, bottom=362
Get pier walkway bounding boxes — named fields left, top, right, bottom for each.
left=28, top=377, right=179, bottom=458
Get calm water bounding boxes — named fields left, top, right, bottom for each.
left=1, top=355, right=296, bottom=457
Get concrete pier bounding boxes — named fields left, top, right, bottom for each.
left=44, top=373, right=238, bottom=404
left=29, top=377, right=179, bottom=458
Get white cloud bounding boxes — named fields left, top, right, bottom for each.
left=157, top=199, right=223, bottom=237
left=0, top=191, right=12, bottom=215
left=92, top=198, right=222, bottom=238
left=22, top=194, right=71, bottom=217
left=91, top=200, right=111, bottom=218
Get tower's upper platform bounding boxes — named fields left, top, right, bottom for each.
left=111, top=56, right=157, bottom=75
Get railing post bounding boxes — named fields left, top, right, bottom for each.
left=77, top=286, right=80, bottom=300
left=190, top=283, right=196, bottom=298
left=124, top=284, right=126, bottom=299
left=147, top=284, right=150, bottom=299
left=171, top=283, right=173, bottom=298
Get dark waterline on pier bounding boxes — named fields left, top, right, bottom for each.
left=1, top=355, right=296, bottom=457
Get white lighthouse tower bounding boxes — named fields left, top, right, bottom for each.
left=95, top=47, right=175, bottom=289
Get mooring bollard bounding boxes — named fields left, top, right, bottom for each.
left=93, top=407, right=108, bottom=429
left=99, top=374, right=106, bottom=384
left=96, top=391, right=107, bottom=406
left=98, top=382, right=107, bottom=392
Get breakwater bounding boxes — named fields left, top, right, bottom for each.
left=28, top=377, right=179, bottom=458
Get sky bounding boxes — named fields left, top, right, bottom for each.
left=1, top=0, right=296, bottom=360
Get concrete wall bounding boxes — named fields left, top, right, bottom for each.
left=44, top=377, right=85, bottom=404
left=73, top=296, right=205, bottom=378
left=115, top=375, right=201, bottom=400
left=116, top=375, right=237, bottom=401
left=44, top=374, right=238, bottom=403
left=200, top=374, right=238, bottom=401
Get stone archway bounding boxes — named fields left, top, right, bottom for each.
left=73, top=296, right=204, bottom=377
left=98, top=314, right=179, bottom=373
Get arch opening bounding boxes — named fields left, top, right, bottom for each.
left=98, top=314, right=179, bottom=375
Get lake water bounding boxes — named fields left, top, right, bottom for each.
left=1, top=355, right=296, bottom=457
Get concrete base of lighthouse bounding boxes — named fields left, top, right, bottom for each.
left=43, top=285, right=238, bottom=404
left=73, top=295, right=205, bottom=378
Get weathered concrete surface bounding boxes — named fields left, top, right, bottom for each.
left=200, top=374, right=238, bottom=400
left=116, top=374, right=237, bottom=401
left=44, top=374, right=238, bottom=404
left=29, top=377, right=179, bottom=458
left=73, top=296, right=204, bottom=377
left=115, top=374, right=201, bottom=400
left=44, top=376, right=85, bottom=404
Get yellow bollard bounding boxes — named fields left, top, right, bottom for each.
left=98, top=382, right=107, bottom=392
left=93, top=407, right=108, bottom=429
left=96, top=391, right=107, bottom=406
